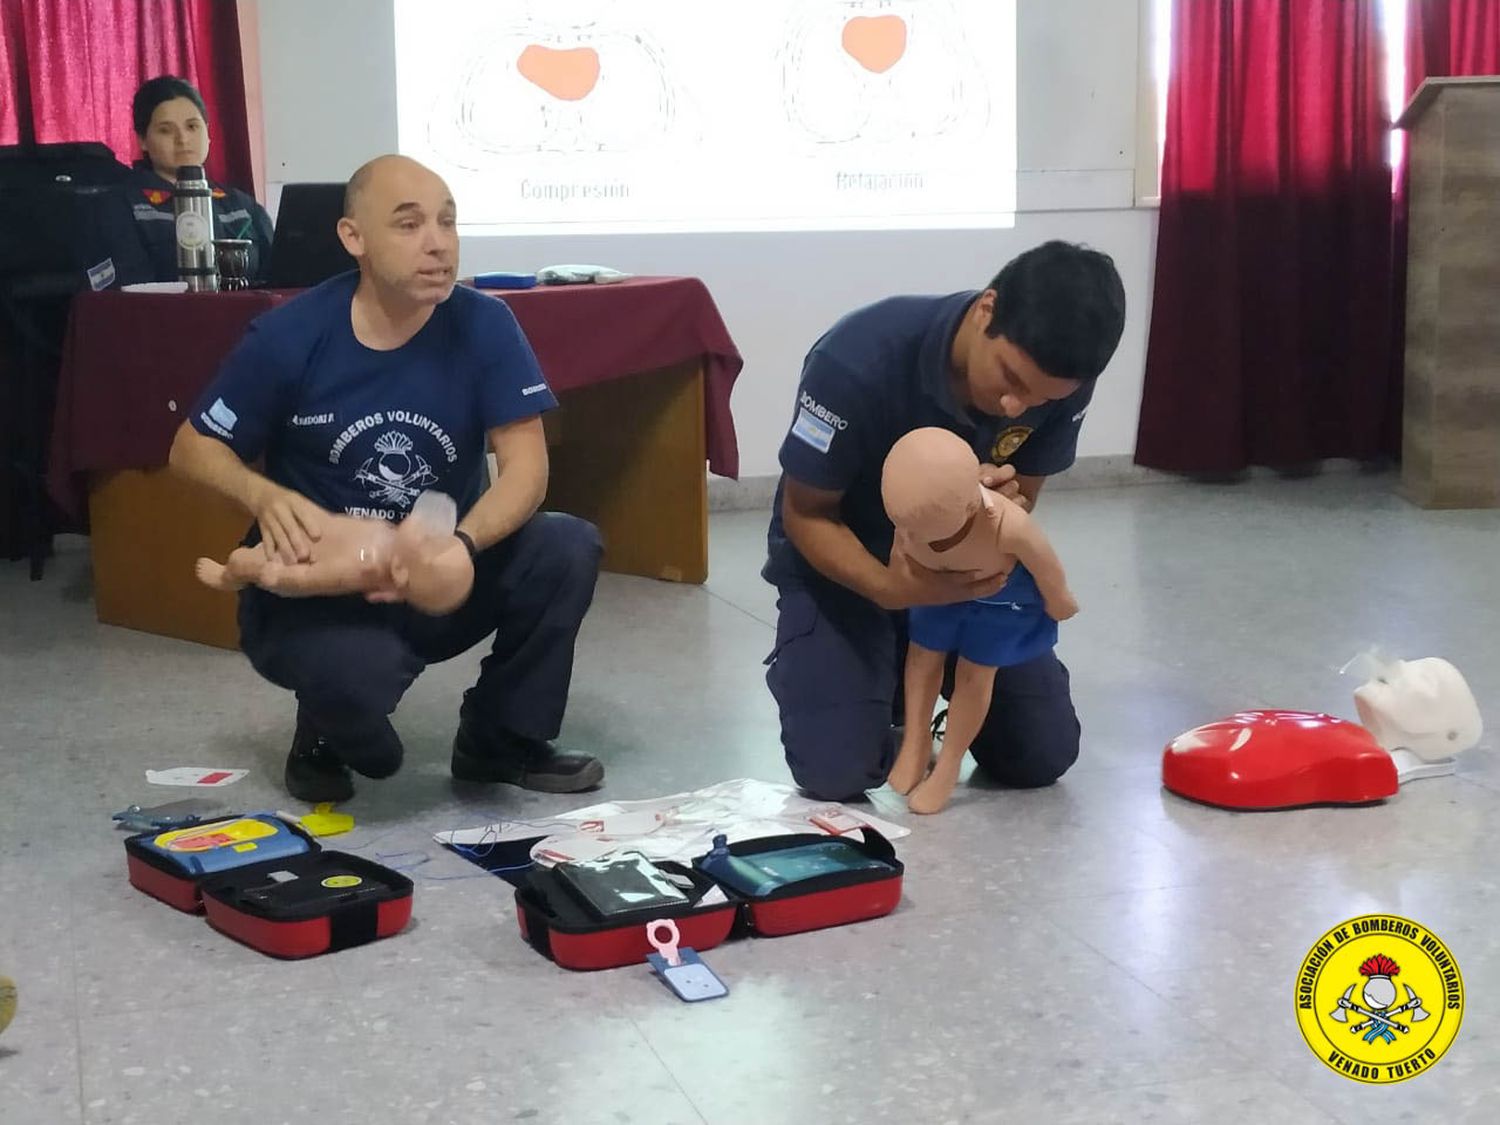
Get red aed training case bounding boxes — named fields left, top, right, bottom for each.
left=514, top=828, right=903, bottom=971
left=124, top=812, right=319, bottom=913
left=707, top=829, right=905, bottom=938
left=124, top=813, right=413, bottom=958
left=516, top=860, right=739, bottom=972
left=199, top=851, right=414, bottom=959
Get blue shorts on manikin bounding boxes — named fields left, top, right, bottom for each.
left=763, top=579, right=1080, bottom=802
left=907, top=567, right=1057, bottom=668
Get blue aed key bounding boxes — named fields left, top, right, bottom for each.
left=645, top=918, right=728, bottom=1002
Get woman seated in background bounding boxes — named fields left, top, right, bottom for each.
left=124, top=75, right=273, bottom=283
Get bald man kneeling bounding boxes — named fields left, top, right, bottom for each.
left=169, top=154, right=604, bottom=802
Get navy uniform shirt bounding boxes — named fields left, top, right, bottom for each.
left=189, top=272, right=558, bottom=522
left=763, top=291, right=1093, bottom=592
left=124, top=163, right=274, bottom=283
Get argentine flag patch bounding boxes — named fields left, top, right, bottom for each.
left=209, top=398, right=238, bottom=432
left=792, top=407, right=836, bottom=453
left=201, top=397, right=239, bottom=439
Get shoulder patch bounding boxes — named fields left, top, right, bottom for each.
left=792, top=407, right=836, bottom=453
left=991, top=426, right=1033, bottom=463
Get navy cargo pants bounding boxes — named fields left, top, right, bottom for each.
left=764, top=583, right=1080, bottom=800
left=238, top=512, right=601, bottom=777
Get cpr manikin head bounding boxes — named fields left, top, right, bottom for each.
left=390, top=492, right=473, bottom=616
left=1353, top=656, right=1482, bottom=761
left=882, top=428, right=981, bottom=542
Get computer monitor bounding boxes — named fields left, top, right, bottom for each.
left=266, top=183, right=354, bottom=288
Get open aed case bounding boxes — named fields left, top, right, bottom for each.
left=124, top=812, right=412, bottom=959
left=513, top=828, right=904, bottom=971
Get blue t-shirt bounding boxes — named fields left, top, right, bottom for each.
left=763, top=291, right=1093, bottom=591
left=190, top=272, right=558, bottom=522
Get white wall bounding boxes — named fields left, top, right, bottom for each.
left=257, top=0, right=1158, bottom=479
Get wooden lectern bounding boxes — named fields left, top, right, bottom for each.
left=1396, top=76, right=1500, bottom=509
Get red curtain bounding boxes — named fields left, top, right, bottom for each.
left=1409, top=0, right=1500, bottom=79
left=1135, top=0, right=1396, bottom=472
left=0, top=0, right=253, bottom=189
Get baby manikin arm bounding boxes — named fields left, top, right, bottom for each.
left=196, top=514, right=395, bottom=599
left=987, top=489, right=1078, bottom=621
left=254, top=549, right=388, bottom=597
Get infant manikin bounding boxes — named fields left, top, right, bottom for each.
left=1161, top=652, right=1484, bottom=810
left=196, top=491, right=474, bottom=616
left=881, top=427, right=1078, bottom=814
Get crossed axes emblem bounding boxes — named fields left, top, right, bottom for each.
left=1329, top=983, right=1430, bottom=1036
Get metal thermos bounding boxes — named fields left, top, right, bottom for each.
left=172, top=165, right=218, bottom=291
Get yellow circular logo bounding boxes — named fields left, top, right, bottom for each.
left=321, top=875, right=364, bottom=889
left=991, top=426, right=1033, bottom=463
left=1295, top=914, right=1463, bottom=1083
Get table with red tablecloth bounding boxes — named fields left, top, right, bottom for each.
left=47, top=277, right=742, bottom=648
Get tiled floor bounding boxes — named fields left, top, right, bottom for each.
left=1, top=470, right=1497, bottom=1123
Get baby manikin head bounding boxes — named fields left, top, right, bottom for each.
left=1353, top=656, right=1482, bottom=761
left=391, top=491, right=474, bottom=616
left=881, top=427, right=981, bottom=543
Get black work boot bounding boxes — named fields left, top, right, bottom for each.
left=451, top=708, right=603, bottom=793
left=284, top=709, right=355, bottom=804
